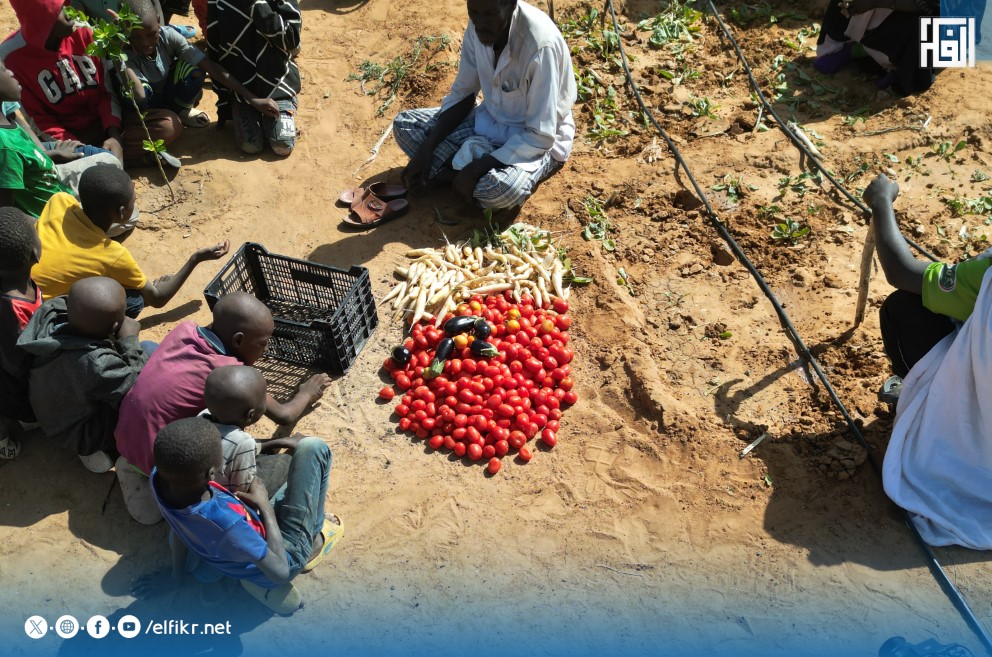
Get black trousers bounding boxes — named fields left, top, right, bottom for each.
left=879, top=290, right=955, bottom=377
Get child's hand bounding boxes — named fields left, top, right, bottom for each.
left=116, top=316, right=141, bottom=339
left=235, top=487, right=271, bottom=514
left=250, top=98, right=281, bottom=118
left=194, top=239, right=231, bottom=263
left=864, top=174, right=899, bottom=207
left=49, top=140, right=83, bottom=162
left=299, top=373, right=332, bottom=407
left=131, top=568, right=180, bottom=598
left=102, top=136, right=124, bottom=163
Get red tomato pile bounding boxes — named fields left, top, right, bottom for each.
left=382, top=291, right=576, bottom=475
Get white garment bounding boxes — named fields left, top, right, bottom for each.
left=883, top=265, right=992, bottom=549
left=440, top=0, right=577, bottom=172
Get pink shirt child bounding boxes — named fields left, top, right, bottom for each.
left=115, top=321, right=240, bottom=475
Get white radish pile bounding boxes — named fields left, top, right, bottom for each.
left=381, top=223, right=576, bottom=327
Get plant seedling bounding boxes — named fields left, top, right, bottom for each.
left=771, top=218, right=810, bottom=244
left=933, top=140, right=967, bottom=162
left=348, top=35, right=451, bottom=116
left=581, top=196, right=616, bottom=251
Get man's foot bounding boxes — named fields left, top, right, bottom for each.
left=79, top=450, right=114, bottom=473
left=302, top=514, right=344, bottom=573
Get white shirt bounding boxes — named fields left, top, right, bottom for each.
left=440, top=1, right=577, bottom=171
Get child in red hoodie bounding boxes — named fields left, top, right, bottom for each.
left=0, top=0, right=183, bottom=168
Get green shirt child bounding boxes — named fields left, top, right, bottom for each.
left=0, top=121, right=71, bottom=218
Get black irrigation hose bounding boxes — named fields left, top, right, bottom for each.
left=701, top=0, right=939, bottom=263
left=596, top=0, right=992, bottom=652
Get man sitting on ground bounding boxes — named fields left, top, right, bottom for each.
left=31, top=165, right=229, bottom=318
left=393, top=0, right=576, bottom=216
left=865, top=173, right=992, bottom=550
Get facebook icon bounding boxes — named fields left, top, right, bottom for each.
left=86, top=615, right=110, bottom=639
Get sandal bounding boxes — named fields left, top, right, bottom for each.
left=178, top=107, right=211, bottom=128
left=342, top=194, right=410, bottom=228
left=301, top=513, right=344, bottom=573
left=337, top=183, right=407, bottom=209
left=0, top=436, right=21, bottom=460
left=241, top=580, right=303, bottom=615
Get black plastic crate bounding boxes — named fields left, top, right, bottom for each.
left=204, top=243, right=377, bottom=374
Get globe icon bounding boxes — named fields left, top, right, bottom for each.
left=59, top=619, right=75, bottom=634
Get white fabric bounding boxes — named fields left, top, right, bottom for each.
left=883, top=265, right=992, bottom=549
left=440, top=0, right=577, bottom=172
left=452, top=135, right=496, bottom=170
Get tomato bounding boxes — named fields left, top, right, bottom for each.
left=482, top=445, right=496, bottom=460
left=467, top=443, right=483, bottom=461
left=453, top=427, right=467, bottom=440
left=414, top=410, right=427, bottom=422
left=556, top=315, right=572, bottom=331
left=552, top=298, right=569, bottom=314
left=496, top=404, right=515, bottom=418
left=532, top=413, right=548, bottom=428
left=411, top=399, right=426, bottom=412
left=458, top=389, right=476, bottom=404
left=447, top=359, right=462, bottom=376
left=443, top=435, right=457, bottom=450
left=559, top=377, right=574, bottom=392
left=508, top=431, right=526, bottom=449
left=416, top=428, right=429, bottom=439
left=453, top=414, right=469, bottom=428
left=395, top=374, right=411, bottom=391
left=469, top=300, right=483, bottom=312
left=422, top=417, right=436, bottom=431
left=518, top=446, right=533, bottom=462
left=453, top=441, right=467, bottom=457
left=495, top=440, right=509, bottom=456
left=403, top=337, right=414, bottom=351
left=563, top=391, right=578, bottom=405
left=473, top=415, right=488, bottom=432
left=414, top=334, right=428, bottom=349
left=428, top=435, right=444, bottom=449
left=546, top=420, right=560, bottom=433
left=524, top=358, right=542, bottom=374
left=453, top=333, right=469, bottom=349
left=549, top=408, right=563, bottom=420
left=541, top=429, right=557, bottom=448
left=466, top=426, right=482, bottom=444
left=395, top=403, right=409, bottom=417
left=456, top=303, right=472, bottom=316
left=462, top=359, right=478, bottom=374
left=399, top=417, right=411, bottom=431
left=487, top=457, right=502, bottom=474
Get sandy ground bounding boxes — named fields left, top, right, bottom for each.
left=3, top=1, right=992, bottom=655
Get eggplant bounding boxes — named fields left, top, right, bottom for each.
left=443, top=315, right=478, bottom=336
left=473, top=318, right=492, bottom=339
left=391, top=345, right=412, bottom=366
left=424, top=338, right=456, bottom=379
left=469, top=339, right=499, bottom=359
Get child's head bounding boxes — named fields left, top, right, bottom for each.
left=124, top=0, right=161, bottom=57
left=154, top=417, right=223, bottom=495
left=78, top=166, right=136, bottom=233
left=211, top=292, right=275, bottom=366
left=0, top=207, right=41, bottom=276
left=66, top=277, right=127, bottom=339
left=205, top=365, right=267, bottom=429
left=0, top=61, right=22, bottom=103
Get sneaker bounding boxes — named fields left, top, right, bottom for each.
left=0, top=436, right=21, bottom=460
left=879, top=375, right=903, bottom=405
left=79, top=450, right=114, bottom=473
left=169, top=24, right=198, bottom=39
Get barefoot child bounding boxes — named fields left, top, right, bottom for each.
left=17, top=276, right=151, bottom=472
left=202, top=365, right=303, bottom=494
left=118, top=0, right=282, bottom=131
left=31, top=165, right=230, bottom=318
left=136, top=416, right=341, bottom=614
left=0, top=207, right=43, bottom=459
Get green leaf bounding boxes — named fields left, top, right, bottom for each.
left=568, top=275, right=594, bottom=285
left=603, top=238, right=616, bottom=252
left=718, top=331, right=733, bottom=339
left=883, top=153, right=899, bottom=162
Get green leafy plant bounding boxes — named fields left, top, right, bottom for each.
left=777, top=171, right=822, bottom=198
left=560, top=9, right=623, bottom=69
left=943, top=194, right=992, bottom=218
left=587, top=85, right=628, bottom=143
left=971, top=170, right=990, bottom=183
left=65, top=5, right=173, bottom=197
left=581, top=196, right=616, bottom=251
left=685, top=96, right=718, bottom=119
left=636, top=0, right=702, bottom=48
left=712, top=174, right=756, bottom=206
left=771, top=218, right=810, bottom=244
left=616, top=268, right=636, bottom=296
left=729, top=2, right=806, bottom=26
left=933, top=140, right=967, bottom=162
left=348, top=35, right=451, bottom=116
